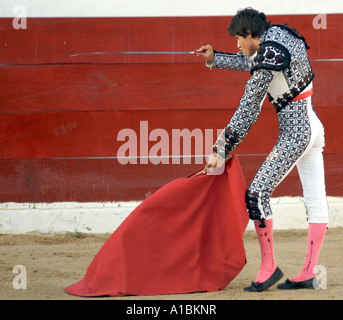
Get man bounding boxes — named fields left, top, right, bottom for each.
left=197, top=8, right=329, bottom=292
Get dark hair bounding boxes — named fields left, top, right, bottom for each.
left=228, top=8, right=271, bottom=38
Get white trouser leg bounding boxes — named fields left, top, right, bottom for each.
left=296, top=99, right=329, bottom=223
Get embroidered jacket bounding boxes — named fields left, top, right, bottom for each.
left=211, top=24, right=314, bottom=158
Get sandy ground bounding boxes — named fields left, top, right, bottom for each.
left=1, top=228, right=342, bottom=301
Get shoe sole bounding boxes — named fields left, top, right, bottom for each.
left=277, top=278, right=317, bottom=290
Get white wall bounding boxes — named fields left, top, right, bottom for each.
left=1, top=0, right=341, bottom=17
left=1, top=197, right=342, bottom=234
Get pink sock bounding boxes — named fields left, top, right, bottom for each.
left=291, top=223, right=327, bottom=282
left=254, top=219, right=277, bottom=283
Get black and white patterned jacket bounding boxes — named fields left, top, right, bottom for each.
left=212, top=24, right=314, bottom=157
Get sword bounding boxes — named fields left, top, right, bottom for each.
left=70, top=51, right=343, bottom=62
left=311, top=59, right=343, bottom=62
left=70, top=51, right=197, bottom=57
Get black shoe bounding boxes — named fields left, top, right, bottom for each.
left=277, top=277, right=317, bottom=290
left=244, top=267, right=283, bottom=292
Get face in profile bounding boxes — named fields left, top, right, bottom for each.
left=234, top=34, right=260, bottom=57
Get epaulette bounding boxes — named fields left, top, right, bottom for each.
left=251, top=41, right=291, bottom=73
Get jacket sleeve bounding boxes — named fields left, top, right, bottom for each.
left=207, top=51, right=254, bottom=72
left=213, top=68, right=273, bottom=158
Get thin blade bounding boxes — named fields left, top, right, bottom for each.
left=70, top=51, right=195, bottom=57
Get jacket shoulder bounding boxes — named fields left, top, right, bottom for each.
left=251, top=40, right=291, bottom=73
left=271, top=24, right=310, bottom=49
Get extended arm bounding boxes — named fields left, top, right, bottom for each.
left=208, top=51, right=254, bottom=71
left=196, top=44, right=254, bottom=71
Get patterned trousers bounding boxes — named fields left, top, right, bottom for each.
left=245, top=97, right=329, bottom=224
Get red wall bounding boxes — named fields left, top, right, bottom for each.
left=1, top=15, right=342, bottom=202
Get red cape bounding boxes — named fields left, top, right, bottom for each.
left=65, top=155, right=249, bottom=297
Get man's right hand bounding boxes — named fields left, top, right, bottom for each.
left=196, top=44, right=214, bottom=63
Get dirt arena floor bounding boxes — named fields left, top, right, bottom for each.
left=1, top=228, right=342, bottom=301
